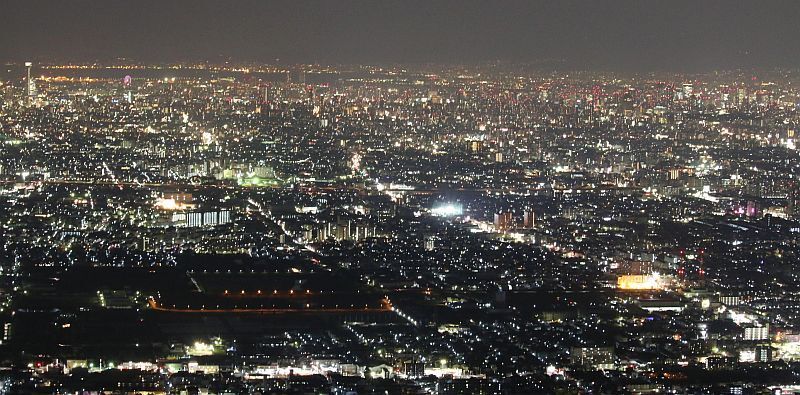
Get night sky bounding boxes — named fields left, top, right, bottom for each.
left=1, top=0, right=799, bottom=71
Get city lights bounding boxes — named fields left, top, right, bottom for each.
left=431, top=204, right=463, bottom=217
left=0, top=2, right=798, bottom=392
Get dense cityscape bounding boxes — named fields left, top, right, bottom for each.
left=0, top=59, right=798, bottom=394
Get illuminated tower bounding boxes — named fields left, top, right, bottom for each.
left=25, top=62, right=36, bottom=103
left=25, top=62, right=31, bottom=91
left=123, top=75, right=133, bottom=103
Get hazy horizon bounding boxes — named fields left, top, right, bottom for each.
left=2, top=0, right=799, bottom=72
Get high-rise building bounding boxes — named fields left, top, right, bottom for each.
left=719, top=295, right=742, bottom=306
left=523, top=210, right=535, bottom=228
left=469, top=140, right=483, bottom=153
left=424, top=235, right=437, bottom=251
left=25, top=62, right=36, bottom=103
left=755, top=345, right=773, bottom=363
left=404, top=361, right=425, bottom=378
left=682, top=83, right=693, bottom=97
left=743, top=324, right=769, bottom=341
left=494, top=212, right=513, bottom=231
left=570, top=346, right=615, bottom=370
left=173, top=209, right=231, bottom=228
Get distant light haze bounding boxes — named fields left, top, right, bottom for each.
left=1, top=0, right=799, bottom=71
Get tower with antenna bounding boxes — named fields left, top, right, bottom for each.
left=24, top=62, right=36, bottom=104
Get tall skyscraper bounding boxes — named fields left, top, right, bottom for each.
left=25, top=62, right=36, bottom=103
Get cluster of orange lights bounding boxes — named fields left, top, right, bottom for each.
left=616, top=274, right=664, bottom=290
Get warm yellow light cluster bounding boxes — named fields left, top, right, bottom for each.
left=617, top=274, right=663, bottom=290
left=155, top=198, right=193, bottom=211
